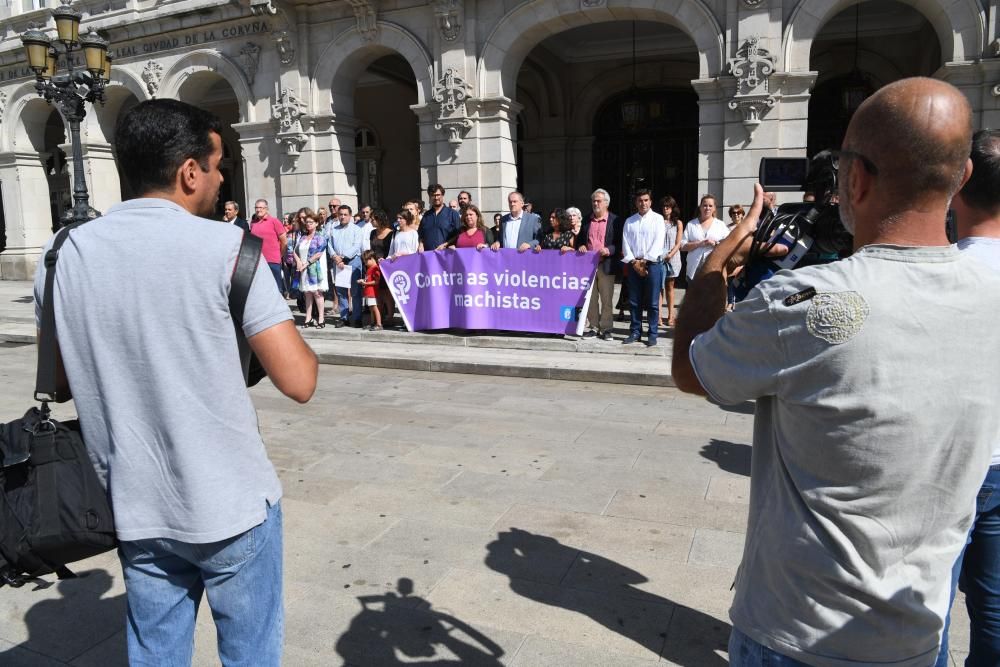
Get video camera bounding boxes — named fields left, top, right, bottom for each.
left=731, top=151, right=853, bottom=300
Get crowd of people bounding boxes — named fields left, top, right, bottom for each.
left=223, top=183, right=763, bottom=340
left=34, top=82, right=1000, bottom=667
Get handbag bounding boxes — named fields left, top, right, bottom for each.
left=0, top=223, right=117, bottom=587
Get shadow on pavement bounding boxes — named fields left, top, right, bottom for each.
left=0, top=569, right=126, bottom=665
left=701, top=439, right=752, bottom=477
left=336, top=577, right=505, bottom=666
left=484, top=528, right=730, bottom=665
left=712, top=400, right=756, bottom=415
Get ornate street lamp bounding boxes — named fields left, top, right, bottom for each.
left=21, top=0, right=112, bottom=227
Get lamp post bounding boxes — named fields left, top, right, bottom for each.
left=21, top=0, right=112, bottom=227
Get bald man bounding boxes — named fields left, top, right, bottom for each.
left=673, top=78, right=1000, bottom=666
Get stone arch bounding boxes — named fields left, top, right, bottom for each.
left=107, top=65, right=149, bottom=105
left=783, top=0, right=984, bottom=72
left=158, top=50, right=255, bottom=122
left=478, top=0, right=724, bottom=100
left=2, top=81, right=61, bottom=153
left=569, top=63, right=700, bottom=136
left=312, top=22, right=433, bottom=117
left=811, top=47, right=907, bottom=90
left=90, top=84, right=142, bottom=146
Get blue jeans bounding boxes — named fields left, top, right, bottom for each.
left=118, top=502, right=284, bottom=666
left=938, top=465, right=1000, bottom=666
left=267, top=263, right=283, bottom=294
left=729, top=627, right=813, bottom=666
left=626, top=261, right=663, bottom=341
left=334, top=259, right=363, bottom=323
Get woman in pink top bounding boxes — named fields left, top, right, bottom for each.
left=437, top=205, right=494, bottom=250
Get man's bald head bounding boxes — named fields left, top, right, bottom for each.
left=844, top=77, right=972, bottom=202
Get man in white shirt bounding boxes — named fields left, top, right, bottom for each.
left=357, top=204, right=375, bottom=252
left=621, top=189, right=666, bottom=347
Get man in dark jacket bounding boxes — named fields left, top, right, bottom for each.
left=223, top=200, right=249, bottom=232
left=577, top=188, right=621, bottom=340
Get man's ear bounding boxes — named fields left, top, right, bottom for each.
left=177, top=157, right=200, bottom=194
left=957, top=157, right=973, bottom=193
left=848, top=159, right=872, bottom=206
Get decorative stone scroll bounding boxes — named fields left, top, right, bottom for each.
left=142, top=60, right=164, bottom=97
left=433, top=0, right=462, bottom=42
left=727, top=36, right=776, bottom=142
left=742, top=0, right=765, bottom=7
left=432, top=67, right=473, bottom=150
left=239, top=42, right=261, bottom=86
left=581, top=0, right=606, bottom=7
left=992, top=83, right=1000, bottom=97
left=272, top=88, right=308, bottom=160
left=349, top=0, right=378, bottom=43
left=248, top=0, right=277, bottom=15
left=0, top=91, right=7, bottom=125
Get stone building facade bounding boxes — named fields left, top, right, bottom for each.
left=0, top=0, right=998, bottom=279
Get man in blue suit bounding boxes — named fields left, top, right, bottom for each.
left=491, top=191, right=541, bottom=252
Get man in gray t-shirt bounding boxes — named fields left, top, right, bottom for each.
left=33, top=100, right=317, bottom=666
left=673, top=78, right=1000, bottom=666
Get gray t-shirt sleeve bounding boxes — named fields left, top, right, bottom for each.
left=689, top=286, right=784, bottom=405
left=242, top=254, right=293, bottom=338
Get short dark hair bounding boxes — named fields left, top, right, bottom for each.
left=960, top=129, right=1000, bottom=213
left=459, top=190, right=472, bottom=199
left=634, top=188, right=653, bottom=200
left=427, top=184, right=445, bottom=196
left=372, top=208, right=389, bottom=229
left=338, top=204, right=353, bottom=215
left=115, top=99, right=222, bottom=197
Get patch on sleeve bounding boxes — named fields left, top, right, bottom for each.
left=805, top=291, right=870, bottom=344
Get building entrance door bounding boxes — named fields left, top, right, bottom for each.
left=593, top=88, right=698, bottom=217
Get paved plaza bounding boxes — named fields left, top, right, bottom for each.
left=0, top=307, right=973, bottom=665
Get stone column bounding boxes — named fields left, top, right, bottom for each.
left=691, top=78, right=726, bottom=202
left=233, top=121, right=280, bottom=210
left=78, top=142, right=121, bottom=215
left=467, top=96, right=521, bottom=215
left=410, top=102, right=439, bottom=195
left=937, top=61, right=1000, bottom=130
left=0, top=152, right=55, bottom=280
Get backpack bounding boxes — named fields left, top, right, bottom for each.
left=0, top=226, right=265, bottom=587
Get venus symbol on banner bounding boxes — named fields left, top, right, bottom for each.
left=389, top=272, right=411, bottom=304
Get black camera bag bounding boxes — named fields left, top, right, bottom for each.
left=0, top=223, right=117, bottom=586
left=0, top=226, right=266, bottom=588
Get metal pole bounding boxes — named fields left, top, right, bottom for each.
left=65, top=102, right=90, bottom=226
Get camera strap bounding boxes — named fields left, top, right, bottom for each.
left=35, top=222, right=85, bottom=404
left=229, top=233, right=263, bottom=385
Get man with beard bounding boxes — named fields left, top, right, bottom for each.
left=32, top=99, right=317, bottom=665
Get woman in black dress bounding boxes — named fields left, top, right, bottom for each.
left=534, top=208, right=577, bottom=253
left=368, top=209, right=396, bottom=326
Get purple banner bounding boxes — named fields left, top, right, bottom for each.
left=380, top=248, right=600, bottom=334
